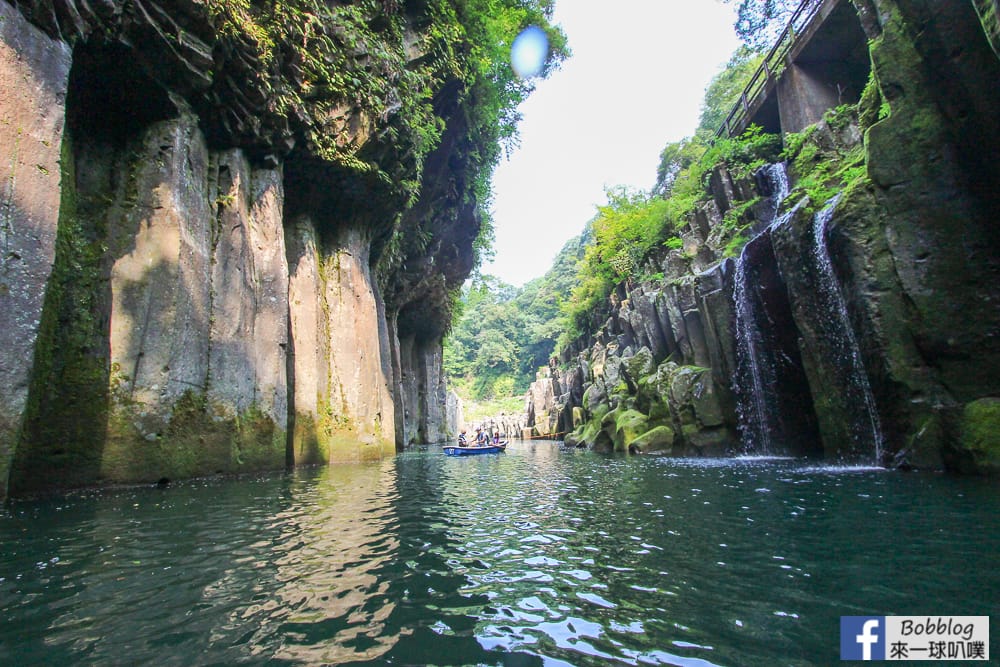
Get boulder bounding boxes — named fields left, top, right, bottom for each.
left=621, top=347, right=655, bottom=384
left=582, top=381, right=607, bottom=414
left=629, top=426, right=675, bottom=453
left=943, top=398, right=1000, bottom=475
left=683, top=426, right=733, bottom=456
left=611, top=408, right=649, bottom=452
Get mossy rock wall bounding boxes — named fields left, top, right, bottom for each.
left=1, top=0, right=565, bottom=496
left=824, top=0, right=1000, bottom=468
left=0, top=1, right=72, bottom=498
left=944, top=398, right=1000, bottom=475
left=99, top=393, right=285, bottom=486
left=555, top=0, right=1000, bottom=471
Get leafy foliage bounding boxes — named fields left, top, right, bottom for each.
left=205, top=0, right=567, bottom=290
left=449, top=39, right=862, bottom=399
left=558, top=122, right=783, bottom=348
left=782, top=104, right=868, bottom=212
left=654, top=45, right=766, bottom=196
left=723, top=0, right=799, bottom=49
left=446, top=0, right=569, bottom=270
left=697, top=47, right=766, bottom=135
left=556, top=189, right=677, bottom=346
left=654, top=136, right=708, bottom=197
left=444, top=235, right=585, bottom=400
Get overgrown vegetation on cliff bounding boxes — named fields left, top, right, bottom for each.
left=444, top=42, right=777, bottom=393
left=202, top=0, right=567, bottom=292
left=555, top=51, right=785, bottom=348
left=204, top=0, right=564, bottom=177
left=556, top=100, right=870, bottom=350
left=444, top=5, right=876, bottom=404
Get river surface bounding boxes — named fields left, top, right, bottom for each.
left=1, top=442, right=997, bottom=666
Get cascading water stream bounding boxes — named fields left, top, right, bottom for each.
left=810, top=196, right=884, bottom=464
left=758, top=161, right=789, bottom=222
left=732, top=163, right=792, bottom=454
left=733, top=247, right=775, bottom=453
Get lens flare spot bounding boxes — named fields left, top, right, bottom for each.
left=510, top=26, right=548, bottom=79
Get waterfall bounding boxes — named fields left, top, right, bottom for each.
left=733, top=244, right=776, bottom=453
left=755, top=162, right=790, bottom=227
left=732, top=163, right=793, bottom=454
left=810, top=197, right=884, bottom=464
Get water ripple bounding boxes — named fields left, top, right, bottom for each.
left=2, top=448, right=998, bottom=665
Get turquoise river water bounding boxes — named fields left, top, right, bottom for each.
left=1, top=441, right=997, bottom=666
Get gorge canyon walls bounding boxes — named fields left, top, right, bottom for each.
left=529, top=0, right=1000, bottom=473
left=0, top=0, right=475, bottom=497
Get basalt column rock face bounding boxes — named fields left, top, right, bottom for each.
left=0, top=0, right=515, bottom=496
left=286, top=220, right=396, bottom=463
left=553, top=0, right=1000, bottom=472
left=209, top=152, right=289, bottom=437
left=0, top=1, right=71, bottom=497
left=101, top=114, right=214, bottom=472
left=397, top=336, right=451, bottom=446
left=831, top=0, right=1000, bottom=469
left=285, top=216, right=326, bottom=465
left=11, top=97, right=293, bottom=492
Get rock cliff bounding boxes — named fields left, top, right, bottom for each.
left=534, top=0, right=1000, bottom=472
left=0, top=0, right=553, bottom=497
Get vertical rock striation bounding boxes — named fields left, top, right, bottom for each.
left=0, top=0, right=545, bottom=496
left=552, top=0, right=1000, bottom=471
left=0, top=1, right=71, bottom=497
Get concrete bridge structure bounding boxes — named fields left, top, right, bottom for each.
left=717, top=0, right=871, bottom=138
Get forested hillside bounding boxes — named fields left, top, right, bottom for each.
left=444, top=233, right=584, bottom=403
left=444, top=37, right=766, bottom=408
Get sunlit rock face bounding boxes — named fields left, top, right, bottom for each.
left=315, top=226, right=396, bottom=462
left=0, top=1, right=71, bottom=498
left=0, top=0, right=485, bottom=496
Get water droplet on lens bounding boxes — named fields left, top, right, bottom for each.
left=511, top=26, right=548, bottom=79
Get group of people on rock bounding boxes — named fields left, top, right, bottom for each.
left=457, top=426, right=501, bottom=447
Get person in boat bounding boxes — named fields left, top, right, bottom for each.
left=492, top=431, right=500, bottom=445
left=474, top=426, right=489, bottom=446
left=458, top=429, right=468, bottom=446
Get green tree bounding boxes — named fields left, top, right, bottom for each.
left=723, top=0, right=799, bottom=49
left=444, top=275, right=525, bottom=399
left=444, top=235, right=587, bottom=399
left=556, top=189, right=679, bottom=348
left=654, top=135, right=708, bottom=197
left=697, top=46, right=765, bottom=135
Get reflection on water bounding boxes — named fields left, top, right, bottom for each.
left=249, top=463, right=403, bottom=664
left=2, top=442, right=998, bottom=666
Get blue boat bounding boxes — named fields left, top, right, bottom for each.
left=443, top=442, right=508, bottom=456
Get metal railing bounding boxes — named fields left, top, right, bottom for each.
left=716, top=0, right=827, bottom=138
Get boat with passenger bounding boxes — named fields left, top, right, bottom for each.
left=442, top=442, right=507, bottom=456
left=444, top=425, right=508, bottom=455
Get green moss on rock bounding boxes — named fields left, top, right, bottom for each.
left=292, top=412, right=328, bottom=464
left=949, top=398, right=1000, bottom=475
left=612, top=409, right=649, bottom=452
left=630, top=426, right=675, bottom=453
left=9, top=126, right=111, bottom=495
left=100, top=391, right=286, bottom=483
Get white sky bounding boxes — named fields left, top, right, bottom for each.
left=483, top=1, right=741, bottom=287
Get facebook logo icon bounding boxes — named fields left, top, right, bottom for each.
left=841, top=616, right=886, bottom=660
